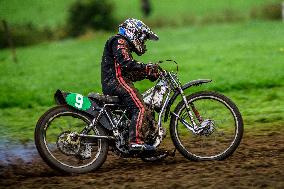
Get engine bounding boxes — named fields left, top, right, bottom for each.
left=112, top=113, right=131, bottom=155
left=143, top=80, right=168, bottom=112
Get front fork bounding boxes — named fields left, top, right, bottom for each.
left=189, top=102, right=203, bottom=123
left=171, top=88, right=208, bottom=135
left=178, top=88, right=201, bottom=130
left=157, top=88, right=202, bottom=136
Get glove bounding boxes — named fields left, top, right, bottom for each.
left=145, top=64, right=159, bottom=82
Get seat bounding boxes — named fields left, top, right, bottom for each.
left=88, top=92, right=120, bottom=104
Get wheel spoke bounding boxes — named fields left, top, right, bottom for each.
left=35, top=106, right=109, bottom=173
left=171, top=92, right=243, bottom=160
left=43, top=112, right=101, bottom=168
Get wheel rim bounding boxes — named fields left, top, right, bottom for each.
left=43, top=111, right=102, bottom=169
left=174, top=95, right=239, bottom=159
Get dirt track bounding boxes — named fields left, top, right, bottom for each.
left=1, top=125, right=283, bottom=189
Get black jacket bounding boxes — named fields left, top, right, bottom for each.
left=101, top=35, right=147, bottom=94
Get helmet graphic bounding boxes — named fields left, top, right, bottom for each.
left=118, top=18, right=159, bottom=56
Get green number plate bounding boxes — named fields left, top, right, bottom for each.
left=66, top=93, right=91, bottom=110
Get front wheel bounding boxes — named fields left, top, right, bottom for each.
left=170, top=91, right=243, bottom=161
left=35, top=105, right=109, bottom=173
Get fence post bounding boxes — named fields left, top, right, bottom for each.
left=2, top=20, right=18, bottom=63
left=282, top=2, right=284, bottom=21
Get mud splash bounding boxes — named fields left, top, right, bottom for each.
left=0, top=140, right=38, bottom=165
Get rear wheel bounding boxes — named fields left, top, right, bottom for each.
left=170, top=91, right=243, bottom=161
left=35, top=105, right=109, bottom=173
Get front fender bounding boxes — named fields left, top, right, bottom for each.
left=54, top=89, right=112, bottom=130
left=164, top=79, right=212, bottom=122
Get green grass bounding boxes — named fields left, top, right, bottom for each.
left=1, top=21, right=283, bottom=107
left=0, top=0, right=281, bottom=28
left=113, top=0, right=281, bottom=21
left=0, top=0, right=75, bottom=29
left=0, top=21, right=284, bottom=142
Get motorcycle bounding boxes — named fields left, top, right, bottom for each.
left=35, top=60, right=243, bottom=174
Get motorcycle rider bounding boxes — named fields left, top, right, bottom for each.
left=101, top=18, right=159, bottom=151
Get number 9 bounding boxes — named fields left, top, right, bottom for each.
left=75, top=94, right=83, bottom=109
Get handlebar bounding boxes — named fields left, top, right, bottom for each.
left=157, top=59, right=178, bottom=73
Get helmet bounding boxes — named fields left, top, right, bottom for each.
left=118, top=18, right=159, bottom=56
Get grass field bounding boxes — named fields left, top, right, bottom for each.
left=0, top=0, right=281, bottom=28
left=0, top=20, right=283, bottom=142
